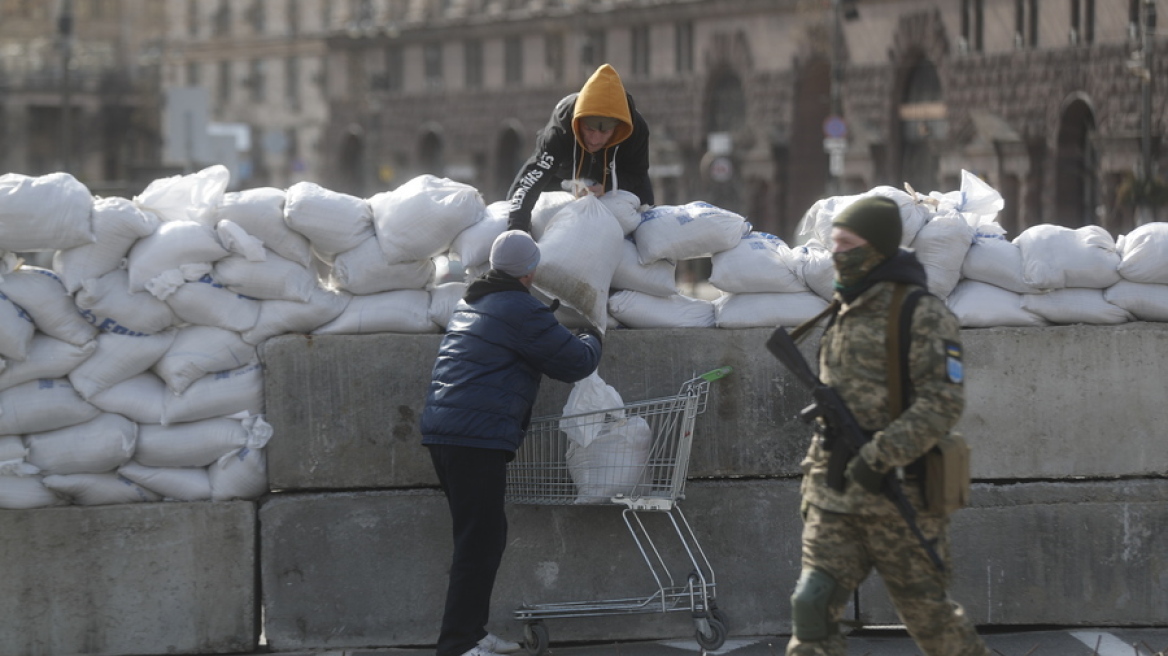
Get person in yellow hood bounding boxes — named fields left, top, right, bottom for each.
left=506, top=63, right=654, bottom=232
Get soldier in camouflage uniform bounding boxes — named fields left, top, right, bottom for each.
left=784, top=196, right=988, bottom=656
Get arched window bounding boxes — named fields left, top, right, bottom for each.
left=1055, top=98, right=1098, bottom=227
left=898, top=59, right=946, bottom=193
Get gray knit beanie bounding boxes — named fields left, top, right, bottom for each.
left=490, top=230, right=541, bottom=277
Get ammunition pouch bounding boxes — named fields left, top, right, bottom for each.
left=916, top=432, right=971, bottom=515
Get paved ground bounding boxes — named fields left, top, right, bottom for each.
left=260, top=627, right=1168, bottom=656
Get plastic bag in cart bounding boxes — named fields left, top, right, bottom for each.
left=566, top=416, right=652, bottom=503
left=559, top=371, right=625, bottom=448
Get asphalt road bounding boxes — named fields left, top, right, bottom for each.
left=265, top=628, right=1168, bottom=656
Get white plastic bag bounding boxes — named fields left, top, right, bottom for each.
left=566, top=416, right=652, bottom=503
left=560, top=371, right=624, bottom=448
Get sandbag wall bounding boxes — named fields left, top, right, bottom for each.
left=1, top=165, right=1168, bottom=509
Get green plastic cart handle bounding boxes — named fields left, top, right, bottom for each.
left=699, top=366, right=733, bottom=382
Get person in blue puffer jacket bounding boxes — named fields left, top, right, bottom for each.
left=421, top=230, right=602, bottom=656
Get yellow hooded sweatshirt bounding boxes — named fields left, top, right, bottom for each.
left=571, top=64, right=634, bottom=153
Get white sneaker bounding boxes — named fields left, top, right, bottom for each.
left=479, top=632, right=522, bottom=654
left=460, top=645, right=504, bottom=656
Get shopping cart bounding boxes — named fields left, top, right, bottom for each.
left=506, top=367, right=733, bottom=655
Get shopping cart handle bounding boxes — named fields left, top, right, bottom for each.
left=699, top=366, right=733, bottom=382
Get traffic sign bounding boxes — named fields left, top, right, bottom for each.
left=823, top=115, right=848, bottom=139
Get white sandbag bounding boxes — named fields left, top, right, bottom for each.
left=68, top=329, right=176, bottom=400
left=796, top=186, right=931, bottom=247
left=567, top=416, right=652, bottom=503
left=960, top=225, right=1042, bottom=294
left=429, top=282, right=467, bottom=330
left=945, top=280, right=1047, bottom=328
left=611, top=238, right=677, bottom=297
left=1020, top=288, right=1133, bottom=325
left=0, top=171, right=95, bottom=251
left=313, top=289, right=436, bottom=335
left=533, top=196, right=625, bottom=333
left=242, top=287, right=351, bottom=345
left=529, top=191, right=576, bottom=241
left=52, top=196, right=159, bottom=293
left=450, top=201, right=508, bottom=267
left=161, top=363, right=264, bottom=425
left=153, top=326, right=256, bottom=395
left=165, top=274, right=262, bottom=333
left=371, top=174, right=486, bottom=262
left=329, top=237, right=435, bottom=295
left=215, top=220, right=266, bottom=262
left=608, top=290, right=715, bottom=328
left=133, top=164, right=229, bottom=225
left=0, top=266, right=97, bottom=345
left=75, top=268, right=177, bottom=335
left=712, top=291, right=830, bottom=329
left=0, top=335, right=96, bottom=391
left=284, top=181, right=374, bottom=258
left=708, top=232, right=804, bottom=294
left=0, top=378, right=99, bottom=434
left=26, top=413, right=137, bottom=475
left=598, top=189, right=644, bottom=235
left=561, top=371, right=626, bottom=449
left=43, top=472, right=161, bottom=505
left=126, top=219, right=229, bottom=295
left=0, top=436, right=25, bottom=462
left=1116, top=222, right=1168, bottom=283
left=1016, top=224, right=1122, bottom=289
left=0, top=476, right=65, bottom=509
left=208, top=446, right=268, bottom=501
left=634, top=202, right=750, bottom=264
left=909, top=210, right=975, bottom=299
left=211, top=250, right=318, bottom=302
left=136, top=416, right=269, bottom=468
left=432, top=255, right=464, bottom=285
left=1103, top=280, right=1168, bottom=322
left=215, top=187, right=313, bottom=266
left=0, top=291, right=36, bottom=361
left=791, top=241, right=837, bottom=300
left=118, top=462, right=212, bottom=501
left=88, top=372, right=167, bottom=425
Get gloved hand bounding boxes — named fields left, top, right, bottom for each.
left=845, top=455, right=886, bottom=494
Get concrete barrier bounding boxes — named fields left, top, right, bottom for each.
left=3, top=323, right=1167, bottom=655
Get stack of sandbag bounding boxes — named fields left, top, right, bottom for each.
left=607, top=201, right=751, bottom=328
left=1106, top=222, right=1168, bottom=320
left=707, top=232, right=828, bottom=328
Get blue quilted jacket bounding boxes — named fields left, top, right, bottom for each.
left=420, top=272, right=602, bottom=453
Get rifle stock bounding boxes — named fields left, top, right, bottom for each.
left=766, top=326, right=945, bottom=572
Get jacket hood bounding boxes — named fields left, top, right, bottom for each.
left=572, top=64, right=634, bottom=149
left=464, top=268, right=531, bottom=302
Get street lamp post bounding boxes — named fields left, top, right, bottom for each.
left=59, top=0, right=75, bottom=173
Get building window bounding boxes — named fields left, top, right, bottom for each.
left=187, top=0, right=199, bottom=37
left=285, top=56, right=300, bottom=108
left=465, top=40, right=483, bottom=89
left=675, top=21, right=693, bottom=74
left=504, top=36, right=523, bottom=86
left=545, top=33, right=564, bottom=81
left=1129, top=0, right=1142, bottom=38
left=249, top=59, right=266, bottom=102
left=581, top=29, right=606, bottom=68
left=961, top=0, right=984, bottom=52
left=214, top=0, right=231, bottom=37
left=352, top=0, right=374, bottom=27
left=186, top=61, right=200, bottom=86
left=321, top=2, right=332, bottom=30
left=248, top=0, right=265, bottom=35
left=385, top=45, right=403, bottom=91
left=217, top=60, right=232, bottom=104
left=631, top=25, right=650, bottom=76
left=1068, top=0, right=1095, bottom=44
left=424, top=42, right=444, bottom=89
left=288, top=0, right=300, bottom=35
left=1015, top=0, right=1039, bottom=48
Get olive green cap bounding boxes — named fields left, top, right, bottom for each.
left=831, top=196, right=902, bottom=258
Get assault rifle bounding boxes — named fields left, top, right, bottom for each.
left=766, top=326, right=945, bottom=572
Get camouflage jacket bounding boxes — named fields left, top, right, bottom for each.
left=801, top=253, right=965, bottom=515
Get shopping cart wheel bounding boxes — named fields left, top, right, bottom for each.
left=693, top=615, right=726, bottom=652
left=523, top=621, right=549, bottom=656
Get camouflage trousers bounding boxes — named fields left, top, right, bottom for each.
left=785, top=504, right=988, bottom=656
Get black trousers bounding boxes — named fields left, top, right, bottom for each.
left=428, top=444, right=510, bottom=656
